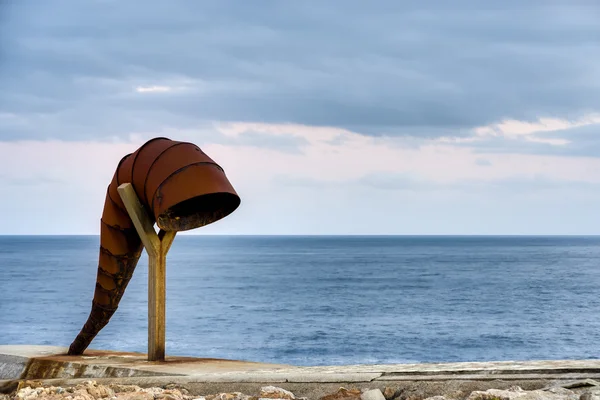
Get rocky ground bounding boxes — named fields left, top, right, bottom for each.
left=2, top=380, right=600, bottom=400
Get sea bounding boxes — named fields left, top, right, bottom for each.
left=1, top=235, right=599, bottom=366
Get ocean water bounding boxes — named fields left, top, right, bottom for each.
left=1, top=235, right=599, bottom=366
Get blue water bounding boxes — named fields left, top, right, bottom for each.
left=1, top=235, right=599, bottom=365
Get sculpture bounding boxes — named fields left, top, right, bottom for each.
left=68, top=137, right=240, bottom=360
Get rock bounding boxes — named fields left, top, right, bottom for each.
left=70, top=389, right=96, bottom=400
left=321, top=388, right=362, bottom=400
left=383, top=388, right=398, bottom=400
left=144, top=387, right=187, bottom=400
left=423, top=397, right=449, bottom=400
left=14, top=386, right=71, bottom=400
left=114, top=392, right=154, bottom=400
left=109, top=385, right=141, bottom=394
left=78, top=382, right=114, bottom=399
left=140, top=387, right=163, bottom=398
left=467, top=387, right=578, bottom=400
left=560, top=381, right=600, bottom=390
left=260, top=387, right=295, bottom=400
left=546, top=389, right=578, bottom=397
left=580, top=393, right=600, bottom=400
left=467, top=388, right=520, bottom=400
left=17, top=381, right=44, bottom=391
left=446, top=391, right=467, bottom=400
left=15, top=387, right=37, bottom=400
left=361, top=390, right=386, bottom=400
left=157, top=395, right=180, bottom=400
left=208, top=393, right=254, bottom=400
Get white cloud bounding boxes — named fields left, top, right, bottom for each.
left=2, top=122, right=600, bottom=234
left=135, top=85, right=172, bottom=93
left=524, top=136, right=570, bottom=146
left=211, top=121, right=600, bottom=185
left=216, top=122, right=359, bottom=145
left=473, top=113, right=600, bottom=146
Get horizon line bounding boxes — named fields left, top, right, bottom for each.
left=1, top=234, right=600, bottom=237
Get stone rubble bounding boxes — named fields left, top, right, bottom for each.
left=423, top=385, right=600, bottom=400
left=259, top=386, right=295, bottom=400
left=360, top=390, right=385, bottom=400
left=320, top=388, right=361, bottom=400
left=3, top=382, right=600, bottom=400
left=382, top=389, right=396, bottom=400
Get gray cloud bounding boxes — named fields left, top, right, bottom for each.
left=219, top=131, right=309, bottom=154
left=465, top=124, right=600, bottom=158
left=360, top=172, right=600, bottom=193
left=356, top=172, right=431, bottom=191
left=272, top=175, right=336, bottom=188
left=475, top=158, right=492, bottom=166
left=0, top=173, right=65, bottom=187
left=0, top=0, right=599, bottom=151
left=274, top=172, right=600, bottom=193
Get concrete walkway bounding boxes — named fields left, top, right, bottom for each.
left=2, top=345, right=600, bottom=395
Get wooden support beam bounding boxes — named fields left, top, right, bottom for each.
left=117, top=183, right=176, bottom=362
left=117, top=183, right=160, bottom=258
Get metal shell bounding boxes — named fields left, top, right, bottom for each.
left=68, top=138, right=240, bottom=355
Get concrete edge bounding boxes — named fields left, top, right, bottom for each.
left=376, top=373, right=600, bottom=381
left=5, top=371, right=600, bottom=388
left=0, top=354, right=28, bottom=380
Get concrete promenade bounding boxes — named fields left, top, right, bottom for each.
left=2, top=345, right=600, bottom=397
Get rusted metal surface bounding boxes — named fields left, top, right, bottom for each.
left=68, top=138, right=240, bottom=356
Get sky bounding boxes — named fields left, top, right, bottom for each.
left=0, top=1, right=599, bottom=235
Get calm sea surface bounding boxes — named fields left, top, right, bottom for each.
left=1, top=235, right=599, bottom=365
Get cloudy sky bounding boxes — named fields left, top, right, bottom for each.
left=1, top=1, right=599, bottom=235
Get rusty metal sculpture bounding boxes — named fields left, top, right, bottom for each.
left=68, top=137, right=240, bottom=359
